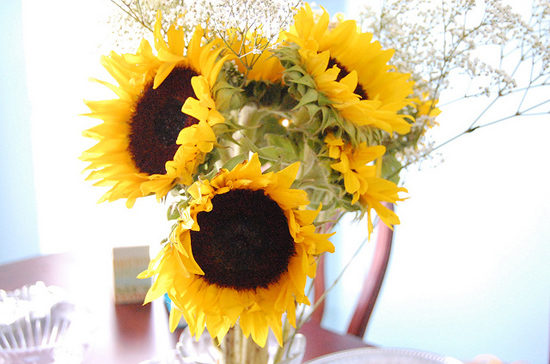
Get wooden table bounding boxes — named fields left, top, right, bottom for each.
left=0, top=251, right=368, bottom=363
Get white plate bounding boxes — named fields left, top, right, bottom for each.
left=303, top=347, right=464, bottom=364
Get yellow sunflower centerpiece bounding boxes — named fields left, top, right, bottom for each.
left=138, top=154, right=334, bottom=350
left=81, top=13, right=227, bottom=208
left=82, top=1, right=421, bottom=363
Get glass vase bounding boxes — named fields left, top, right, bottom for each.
left=176, top=325, right=306, bottom=364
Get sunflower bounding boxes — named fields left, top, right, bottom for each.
left=138, top=154, right=335, bottom=347
left=325, top=134, right=407, bottom=236
left=285, top=3, right=414, bottom=135
left=80, top=13, right=227, bottom=208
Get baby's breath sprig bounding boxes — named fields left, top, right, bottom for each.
left=106, top=0, right=302, bottom=72
left=203, top=0, right=302, bottom=72
left=359, top=0, right=550, bottom=177
left=105, top=0, right=187, bottom=52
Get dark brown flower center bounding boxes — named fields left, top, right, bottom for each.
left=190, top=189, right=296, bottom=291
left=128, top=67, right=199, bottom=175
left=328, top=58, right=368, bottom=100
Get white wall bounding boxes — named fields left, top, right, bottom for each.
left=0, top=1, right=41, bottom=264
left=21, top=0, right=171, bottom=257
left=368, top=118, right=550, bottom=363
left=323, top=114, right=550, bottom=363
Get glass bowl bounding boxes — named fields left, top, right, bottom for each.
left=0, top=282, right=92, bottom=364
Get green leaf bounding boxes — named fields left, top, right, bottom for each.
left=304, top=103, right=322, bottom=119
left=382, top=154, right=403, bottom=184
left=213, top=81, right=244, bottom=111
left=265, top=134, right=298, bottom=160
left=317, top=92, right=333, bottom=106
left=167, top=205, right=180, bottom=221
left=294, top=88, right=319, bottom=109
left=285, top=69, right=306, bottom=81
left=296, top=83, right=307, bottom=96
left=292, top=74, right=316, bottom=88
left=257, top=146, right=284, bottom=161
left=222, top=154, right=249, bottom=170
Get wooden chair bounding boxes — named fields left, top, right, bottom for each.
left=310, top=202, right=395, bottom=339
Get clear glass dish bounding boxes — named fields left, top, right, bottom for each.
left=0, top=282, right=93, bottom=364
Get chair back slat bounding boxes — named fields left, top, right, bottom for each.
left=312, top=203, right=395, bottom=339
left=347, top=204, right=394, bottom=337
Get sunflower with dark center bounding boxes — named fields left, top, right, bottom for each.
left=191, top=189, right=296, bottom=290
left=80, top=14, right=227, bottom=208
left=128, top=67, right=200, bottom=176
left=285, top=3, right=415, bottom=135
left=139, top=154, right=335, bottom=347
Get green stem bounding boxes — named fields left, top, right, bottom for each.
left=219, top=324, right=268, bottom=364
left=220, top=325, right=243, bottom=364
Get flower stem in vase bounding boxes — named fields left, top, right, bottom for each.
left=242, top=335, right=268, bottom=364
left=220, top=324, right=268, bottom=364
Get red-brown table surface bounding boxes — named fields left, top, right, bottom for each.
left=0, top=251, right=368, bottom=363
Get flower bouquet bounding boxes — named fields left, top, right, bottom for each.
left=80, top=0, right=548, bottom=363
